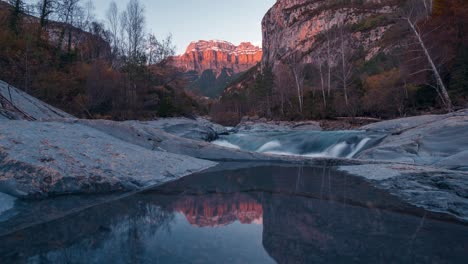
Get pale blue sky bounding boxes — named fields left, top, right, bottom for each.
left=93, top=0, right=276, bottom=54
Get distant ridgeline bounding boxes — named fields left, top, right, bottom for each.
left=169, top=40, right=262, bottom=98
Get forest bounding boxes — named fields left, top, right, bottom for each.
left=0, top=0, right=204, bottom=120
left=0, top=0, right=467, bottom=125
left=211, top=0, right=468, bottom=125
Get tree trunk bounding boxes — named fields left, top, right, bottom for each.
left=319, top=63, right=327, bottom=107
left=340, top=28, right=349, bottom=106
left=327, top=38, right=332, bottom=97
left=406, top=17, right=453, bottom=111
left=293, top=68, right=303, bottom=113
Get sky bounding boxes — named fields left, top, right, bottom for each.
left=93, top=0, right=276, bottom=54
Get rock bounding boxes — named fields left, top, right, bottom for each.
left=360, top=114, right=449, bottom=133
left=262, top=0, right=399, bottom=68
left=234, top=120, right=322, bottom=133
left=357, top=110, right=468, bottom=169
left=170, top=40, right=262, bottom=76
left=0, top=121, right=216, bottom=198
left=0, top=81, right=74, bottom=121
left=338, top=164, right=468, bottom=221
left=0, top=192, right=16, bottom=216
left=169, top=40, right=262, bottom=98
left=141, top=117, right=228, bottom=141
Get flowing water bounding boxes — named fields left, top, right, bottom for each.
left=0, top=165, right=466, bottom=264
left=213, top=131, right=385, bottom=158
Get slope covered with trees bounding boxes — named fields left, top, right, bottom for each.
left=0, top=0, right=203, bottom=120
left=213, top=0, right=468, bottom=124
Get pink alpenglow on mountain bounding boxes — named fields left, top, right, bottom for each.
left=171, top=40, right=263, bottom=76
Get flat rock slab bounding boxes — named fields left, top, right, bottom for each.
left=358, top=110, right=468, bottom=170
left=0, top=81, right=73, bottom=121
left=0, top=121, right=216, bottom=198
left=339, top=164, right=468, bottom=222
left=145, top=117, right=228, bottom=141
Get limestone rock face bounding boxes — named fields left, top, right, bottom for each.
left=171, top=40, right=262, bottom=76
left=169, top=40, right=262, bottom=98
left=262, top=0, right=400, bottom=67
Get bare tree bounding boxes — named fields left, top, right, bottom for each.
left=324, top=16, right=336, bottom=97
left=78, top=0, right=94, bottom=31
left=106, top=1, right=120, bottom=56
left=402, top=0, right=453, bottom=111
left=121, top=0, right=145, bottom=61
left=274, top=63, right=294, bottom=117
left=337, top=21, right=353, bottom=106
left=56, top=0, right=81, bottom=53
left=147, top=33, right=176, bottom=65
left=318, top=58, right=327, bottom=107
left=285, top=52, right=305, bottom=113
left=37, top=0, right=55, bottom=28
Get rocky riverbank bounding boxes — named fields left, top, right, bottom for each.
left=0, top=81, right=467, bottom=221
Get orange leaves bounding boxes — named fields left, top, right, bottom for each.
left=364, top=68, right=401, bottom=91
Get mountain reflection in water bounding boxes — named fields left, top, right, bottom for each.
left=0, top=165, right=467, bottom=264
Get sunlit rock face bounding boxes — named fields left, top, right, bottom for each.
left=262, top=0, right=400, bottom=67
left=170, top=40, right=263, bottom=98
left=171, top=40, right=263, bottom=76
left=173, top=194, right=263, bottom=227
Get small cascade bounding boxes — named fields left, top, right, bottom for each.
left=212, top=130, right=383, bottom=159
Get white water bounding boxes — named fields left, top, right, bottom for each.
left=0, top=192, right=16, bottom=216
left=213, top=140, right=241, bottom=150
left=213, top=134, right=374, bottom=159
left=257, top=141, right=282, bottom=152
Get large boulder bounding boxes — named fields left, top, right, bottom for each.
left=0, top=81, right=73, bottom=121
left=0, top=121, right=216, bottom=198
left=144, top=117, right=228, bottom=141
left=358, top=110, right=468, bottom=170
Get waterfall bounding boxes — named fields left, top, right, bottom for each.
left=212, top=130, right=382, bottom=159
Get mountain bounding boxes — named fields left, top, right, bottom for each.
left=172, top=40, right=262, bottom=76
left=217, top=0, right=468, bottom=122
left=170, top=40, right=262, bottom=98
left=261, top=0, right=401, bottom=67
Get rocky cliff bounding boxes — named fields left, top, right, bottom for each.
left=171, top=40, right=262, bottom=76
left=262, top=0, right=402, bottom=67
left=170, top=40, right=262, bottom=98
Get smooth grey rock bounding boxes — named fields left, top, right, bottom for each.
left=339, top=164, right=468, bottom=221
left=0, top=192, right=16, bottom=215
left=361, top=114, right=446, bottom=133
left=0, top=121, right=216, bottom=198
left=358, top=111, right=468, bottom=169
left=0, top=81, right=74, bottom=121
left=234, top=120, right=322, bottom=133
left=144, top=117, right=228, bottom=141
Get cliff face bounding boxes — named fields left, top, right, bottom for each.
left=169, top=40, right=262, bottom=98
left=173, top=194, right=263, bottom=227
left=262, top=0, right=402, bottom=67
left=171, top=40, right=262, bottom=76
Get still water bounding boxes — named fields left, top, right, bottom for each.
left=0, top=165, right=467, bottom=263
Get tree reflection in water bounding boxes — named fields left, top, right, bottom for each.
left=0, top=165, right=467, bottom=263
